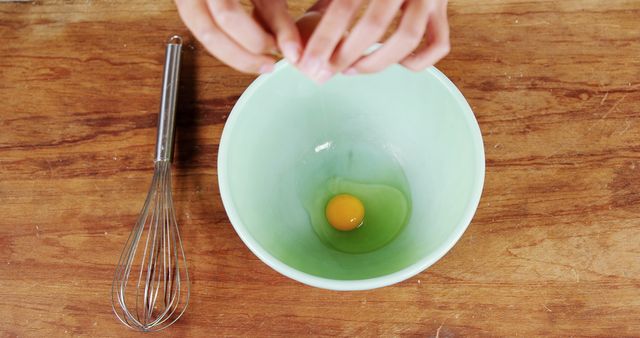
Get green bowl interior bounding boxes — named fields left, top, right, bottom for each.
left=221, top=64, right=483, bottom=281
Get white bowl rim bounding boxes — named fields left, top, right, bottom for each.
left=217, top=63, right=485, bottom=291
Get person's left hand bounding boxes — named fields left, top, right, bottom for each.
left=175, top=0, right=302, bottom=74
left=296, top=0, right=451, bottom=83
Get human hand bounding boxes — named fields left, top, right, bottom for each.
left=175, top=0, right=302, bottom=74
left=296, top=0, right=451, bottom=83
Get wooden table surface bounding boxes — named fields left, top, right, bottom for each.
left=1, top=0, right=639, bottom=336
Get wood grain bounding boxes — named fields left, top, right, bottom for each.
left=1, top=0, right=639, bottom=336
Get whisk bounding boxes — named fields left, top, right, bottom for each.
left=111, top=35, right=189, bottom=332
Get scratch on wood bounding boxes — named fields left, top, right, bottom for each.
left=600, top=92, right=608, bottom=105
left=45, top=159, right=53, bottom=178
left=588, top=94, right=627, bottom=131
left=542, top=304, right=552, bottom=312
left=596, top=23, right=622, bottom=28
left=602, top=94, right=627, bottom=120
left=435, top=314, right=453, bottom=338
left=203, top=81, right=213, bottom=92
left=526, top=20, right=551, bottom=26
left=617, top=120, right=631, bottom=135
left=435, top=322, right=444, bottom=338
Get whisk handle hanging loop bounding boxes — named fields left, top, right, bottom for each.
left=155, top=35, right=182, bottom=162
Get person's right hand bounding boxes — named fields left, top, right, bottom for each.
left=296, top=0, right=451, bottom=83
left=175, top=0, right=302, bottom=74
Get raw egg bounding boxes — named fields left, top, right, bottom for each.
left=304, top=177, right=411, bottom=253
left=325, top=194, right=365, bottom=231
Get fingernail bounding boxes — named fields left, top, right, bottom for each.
left=315, top=68, right=333, bottom=84
left=300, top=57, right=321, bottom=77
left=259, top=63, right=274, bottom=74
left=282, top=42, right=301, bottom=64
left=343, top=67, right=358, bottom=76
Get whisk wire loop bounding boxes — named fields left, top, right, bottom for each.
left=112, top=161, right=190, bottom=332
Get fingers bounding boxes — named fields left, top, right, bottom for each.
left=346, top=0, right=431, bottom=74
left=401, top=2, right=450, bottom=71
left=206, top=0, right=276, bottom=54
left=253, top=0, right=303, bottom=63
left=175, top=0, right=275, bottom=73
left=330, top=0, right=404, bottom=73
left=298, top=0, right=363, bottom=83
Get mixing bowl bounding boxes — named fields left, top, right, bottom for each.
left=218, top=62, right=484, bottom=291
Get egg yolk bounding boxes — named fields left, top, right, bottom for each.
left=325, top=194, right=365, bottom=231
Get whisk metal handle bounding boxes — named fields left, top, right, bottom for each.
left=155, top=35, right=182, bottom=162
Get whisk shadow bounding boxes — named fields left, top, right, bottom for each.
left=170, top=40, right=206, bottom=329
left=172, top=42, right=234, bottom=284
left=175, top=44, right=199, bottom=167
